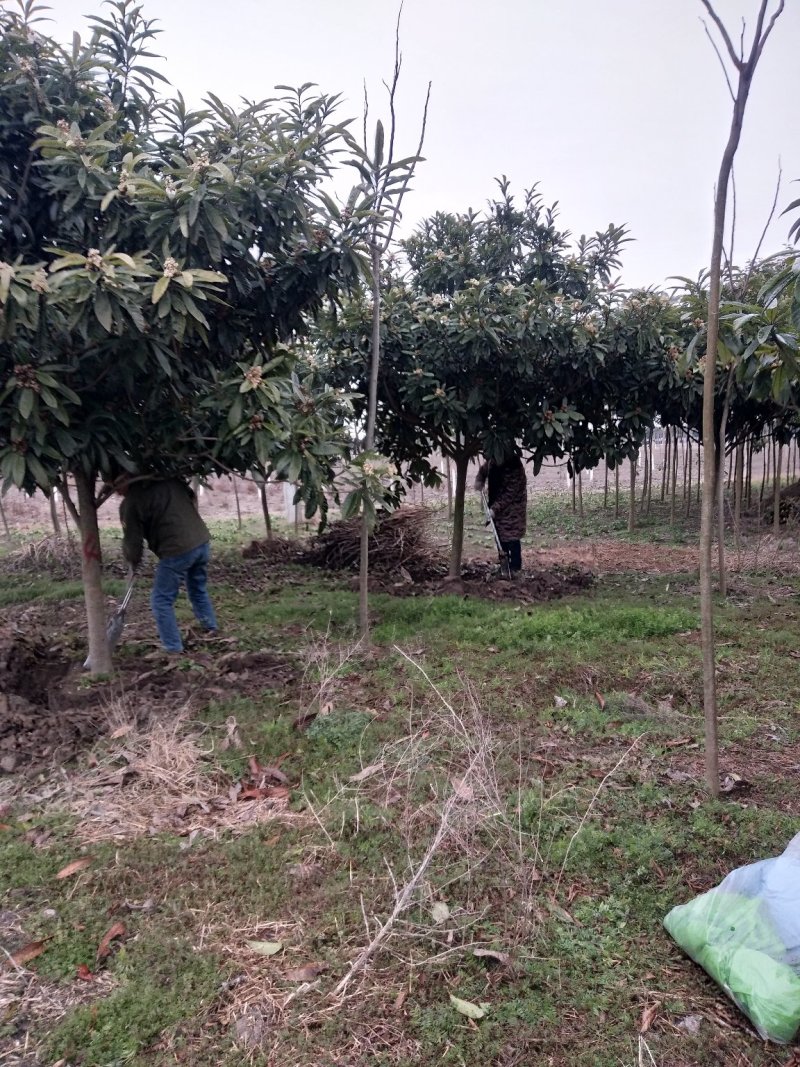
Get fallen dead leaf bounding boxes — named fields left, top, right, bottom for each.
left=76, top=963, right=95, bottom=981
left=109, top=724, right=133, bottom=740
left=594, top=690, right=606, bottom=711
left=639, top=1002, right=659, bottom=1034
left=55, top=857, right=92, bottom=880
left=285, top=962, right=328, bottom=983
left=8, top=940, right=47, bottom=967
left=349, top=762, right=385, bottom=784
left=246, top=940, right=283, bottom=956
left=96, top=921, right=126, bottom=961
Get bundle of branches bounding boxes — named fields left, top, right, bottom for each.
left=242, top=535, right=306, bottom=563
left=304, top=506, right=446, bottom=580
left=3, top=536, right=81, bottom=580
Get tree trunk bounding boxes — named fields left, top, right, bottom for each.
left=359, top=239, right=384, bottom=639
left=682, top=430, right=690, bottom=502
left=449, top=453, right=470, bottom=578
left=49, top=493, right=62, bottom=539
left=685, top=436, right=693, bottom=519
left=570, top=470, right=576, bottom=513
left=645, top=429, right=654, bottom=517
left=614, top=463, right=620, bottom=519
left=670, top=428, right=678, bottom=524
left=745, top=436, right=753, bottom=509
left=259, top=481, right=272, bottom=540
left=603, top=462, right=608, bottom=508
left=232, top=476, right=242, bottom=531
left=75, top=470, right=113, bottom=676
left=717, top=367, right=735, bottom=596
left=446, top=456, right=453, bottom=520
left=0, top=495, right=9, bottom=537
left=773, top=442, right=782, bottom=533
left=734, top=439, right=744, bottom=552
left=628, top=457, right=636, bottom=532
left=661, top=429, right=670, bottom=502
left=696, top=439, right=701, bottom=504
left=577, top=470, right=584, bottom=519
left=696, top=0, right=784, bottom=797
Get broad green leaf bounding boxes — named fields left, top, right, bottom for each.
left=152, top=275, right=170, bottom=304
left=227, top=395, right=243, bottom=429
left=18, top=388, right=34, bottom=420
left=94, top=290, right=113, bottom=332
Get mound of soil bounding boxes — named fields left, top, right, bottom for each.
left=381, top=560, right=594, bottom=602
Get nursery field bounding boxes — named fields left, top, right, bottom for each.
left=1, top=494, right=800, bottom=1067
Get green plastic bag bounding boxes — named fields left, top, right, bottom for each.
left=665, top=882, right=800, bottom=1043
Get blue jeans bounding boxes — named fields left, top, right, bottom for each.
left=151, top=541, right=217, bottom=652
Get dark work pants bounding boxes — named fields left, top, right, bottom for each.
left=500, top=539, right=522, bottom=572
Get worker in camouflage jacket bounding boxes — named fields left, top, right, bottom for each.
left=474, top=453, right=527, bottom=573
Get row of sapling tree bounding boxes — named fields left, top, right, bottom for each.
left=0, top=0, right=371, bottom=672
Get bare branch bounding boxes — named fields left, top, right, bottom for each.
left=699, top=0, right=742, bottom=68
left=753, top=0, right=785, bottom=66
left=724, top=166, right=737, bottom=291
left=742, top=159, right=783, bottom=291
left=375, top=2, right=404, bottom=216
left=362, top=79, right=368, bottom=155
left=702, top=20, right=735, bottom=102
left=379, top=79, right=432, bottom=252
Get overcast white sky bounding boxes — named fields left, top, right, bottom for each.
left=35, top=0, right=800, bottom=288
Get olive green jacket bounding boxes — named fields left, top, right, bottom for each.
left=120, top=479, right=210, bottom=567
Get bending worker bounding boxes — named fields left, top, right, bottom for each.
left=115, top=475, right=218, bottom=653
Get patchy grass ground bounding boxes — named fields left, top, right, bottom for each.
left=1, top=495, right=800, bottom=1066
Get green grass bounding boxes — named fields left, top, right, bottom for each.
left=1, top=522, right=799, bottom=1066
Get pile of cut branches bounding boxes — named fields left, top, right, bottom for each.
left=304, top=506, right=446, bottom=580
left=242, top=535, right=305, bottom=563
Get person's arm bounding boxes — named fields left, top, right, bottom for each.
left=120, top=496, right=144, bottom=569
left=473, top=462, right=489, bottom=492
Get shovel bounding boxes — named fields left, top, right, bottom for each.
left=480, top=491, right=512, bottom=579
left=83, top=575, right=136, bottom=670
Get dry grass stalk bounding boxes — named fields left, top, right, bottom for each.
left=59, top=698, right=299, bottom=843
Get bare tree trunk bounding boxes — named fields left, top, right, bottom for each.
left=682, top=430, right=690, bottom=502
left=0, top=495, right=9, bottom=537
left=628, top=457, right=636, bottom=532
left=570, top=470, right=576, bottom=513
left=74, top=470, right=113, bottom=676
left=670, top=428, right=678, bottom=524
left=359, top=241, right=383, bottom=639
left=717, top=367, right=735, bottom=596
left=661, top=429, right=670, bottom=502
left=773, top=442, right=782, bottom=533
left=259, top=481, right=272, bottom=540
left=49, top=493, right=62, bottom=539
left=734, top=439, right=744, bottom=551
left=232, top=476, right=242, bottom=531
left=577, top=471, right=584, bottom=519
left=697, top=439, right=702, bottom=505
left=614, top=464, right=620, bottom=519
left=697, top=0, right=784, bottom=796
left=685, top=436, right=693, bottom=518
left=646, top=429, right=654, bottom=517
left=446, top=456, right=453, bottom=520
left=449, top=453, right=470, bottom=578
left=745, top=436, right=753, bottom=509
left=639, top=440, right=649, bottom=516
